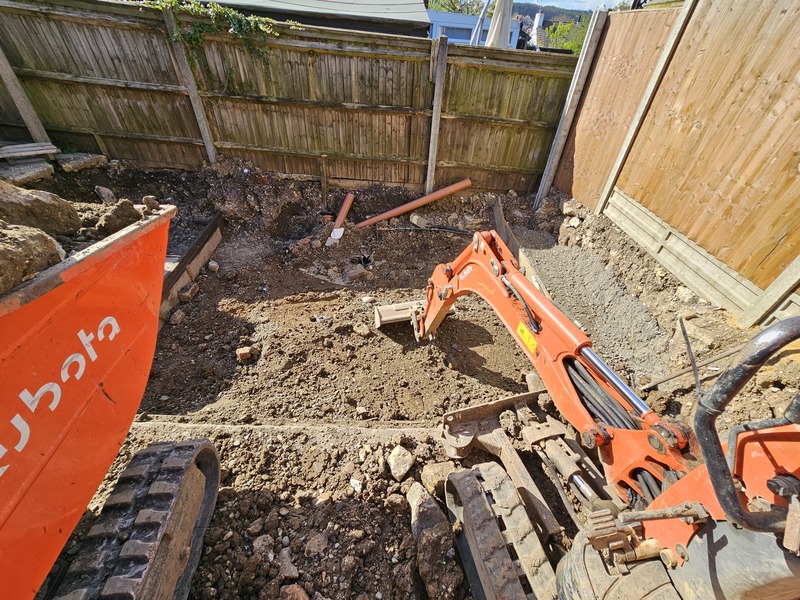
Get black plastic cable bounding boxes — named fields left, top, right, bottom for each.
left=567, top=361, right=632, bottom=429
left=636, top=472, right=657, bottom=504
left=571, top=360, right=639, bottom=430
left=535, top=449, right=583, bottom=530
left=567, top=363, right=628, bottom=429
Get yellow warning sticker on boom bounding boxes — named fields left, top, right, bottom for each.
left=517, top=321, right=538, bottom=354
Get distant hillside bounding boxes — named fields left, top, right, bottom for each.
left=512, top=3, right=590, bottom=22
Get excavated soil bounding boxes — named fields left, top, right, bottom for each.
left=38, top=160, right=800, bottom=600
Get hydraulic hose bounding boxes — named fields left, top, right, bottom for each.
left=694, top=316, right=800, bottom=532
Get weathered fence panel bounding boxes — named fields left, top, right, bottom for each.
left=438, top=44, right=575, bottom=192
left=0, top=0, right=577, bottom=191
left=553, top=9, right=678, bottom=209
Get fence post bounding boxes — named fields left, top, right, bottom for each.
left=162, top=8, right=217, bottom=163
left=425, top=35, right=448, bottom=195
left=534, top=9, right=607, bottom=209
left=0, top=44, right=50, bottom=144
left=739, top=255, right=800, bottom=327
left=594, top=0, right=699, bottom=214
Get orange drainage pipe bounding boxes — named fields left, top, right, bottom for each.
left=333, top=192, right=356, bottom=229
left=355, top=179, right=472, bottom=229
left=329, top=192, right=356, bottom=241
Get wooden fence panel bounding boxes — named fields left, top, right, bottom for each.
left=0, top=0, right=576, bottom=192
left=0, top=79, right=24, bottom=130
left=438, top=44, right=576, bottom=192
left=616, top=0, right=800, bottom=290
left=0, top=9, right=177, bottom=85
left=21, top=80, right=200, bottom=139
left=553, top=9, right=678, bottom=209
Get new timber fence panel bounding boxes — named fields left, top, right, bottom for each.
left=615, top=0, right=800, bottom=291
left=553, top=0, right=800, bottom=324
left=552, top=8, right=679, bottom=209
left=0, top=0, right=577, bottom=192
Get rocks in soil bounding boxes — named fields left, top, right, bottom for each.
left=675, top=285, right=696, bottom=303
left=94, top=185, right=117, bottom=204
left=352, top=322, right=372, bottom=338
left=208, top=260, right=220, bottom=273
left=253, top=534, right=274, bottom=562
left=169, top=309, right=185, bottom=326
left=56, top=153, right=108, bottom=173
left=0, top=180, right=81, bottom=235
left=406, top=482, right=463, bottom=599
left=142, top=195, right=160, bottom=210
left=178, top=281, right=200, bottom=302
left=277, top=547, right=299, bottom=579
left=387, top=446, right=414, bottom=482
left=0, top=221, right=64, bottom=295
left=280, top=584, right=309, bottom=600
left=303, top=532, right=328, bottom=557
left=561, top=198, right=586, bottom=217
left=421, top=461, right=456, bottom=499
left=96, top=199, right=141, bottom=235
left=344, top=263, right=369, bottom=281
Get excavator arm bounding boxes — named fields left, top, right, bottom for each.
left=414, top=231, right=695, bottom=504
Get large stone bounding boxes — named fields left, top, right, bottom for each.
left=277, top=547, right=299, bottom=579
left=0, top=159, right=53, bottom=185
left=94, top=185, right=117, bottom=204
left=56, top=153, right=108, bottom=173
left=252, top=534, right=274, bottom=563
left=406, top=482, right=463, bottom=599
left=387, top=445, right=414, bottom=482
left=0, top=180, right=80, bottom=235
left=279, top=584, right=309, bottom=600
left=0, top=221, right=64, bottom=295
left=420, top=461, right=456, bottom=499
left=96, top=200, right=141, bottom=235
left=304, top=532, right=328, bottom=557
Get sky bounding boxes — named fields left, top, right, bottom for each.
left=516, top=0, right=606, bottom=10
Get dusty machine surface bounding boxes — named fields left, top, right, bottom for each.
left=0, top=207, right=220, bottom=599
left=379, top=230, right=800, bottom=600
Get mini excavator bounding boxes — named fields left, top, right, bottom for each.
left=378, top=230, right=800, bottom=600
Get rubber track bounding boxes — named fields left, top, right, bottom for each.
left=447, top=463, right=557, bottom=600
left=47, top=440, right=219, bottom=600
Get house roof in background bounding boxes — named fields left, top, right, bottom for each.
left=216, top=0, right=431, bottom=26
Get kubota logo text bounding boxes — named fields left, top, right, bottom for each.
left=0, top=316, right=120, bottom=478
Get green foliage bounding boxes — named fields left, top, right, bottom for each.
left=545, top=14, right=589, bottom=54
left=429, top=0, right=492, bottom=17
left=512, top=3, right=590, bottom=23
left=142, top=0, right=297, bottom=90
left=143, top=0, right=293, bottom=48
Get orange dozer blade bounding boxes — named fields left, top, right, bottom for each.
left=0, top=206, right=176, bottom=599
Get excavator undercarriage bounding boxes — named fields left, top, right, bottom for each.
left=378, top=230, right=800, bottom=600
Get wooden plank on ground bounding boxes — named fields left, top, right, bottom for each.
left=0, top=142, right=59, bottom=159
